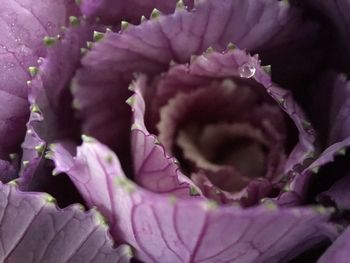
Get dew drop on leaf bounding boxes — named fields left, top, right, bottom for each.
left=37, top=57, right=44, bottom=65
left=239, top=62, right=256, bottom=78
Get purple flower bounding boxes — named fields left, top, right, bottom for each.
left=1, top=0, right=350, bottom=262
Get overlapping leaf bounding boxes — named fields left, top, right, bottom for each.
left=50, top=138, right=336, bottom=262
left=72, top=0, right=316, bottom=158
left=80, top=0, right=194, bottom=24
left=0, top=0, right=78, bottom=161
left=128, top=75, right=203, bottom=197
left=0, top=182, right=132, bottom=262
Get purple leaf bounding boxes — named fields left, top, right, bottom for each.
left=18, top=16, right=95, bottom=206
left=50, top=138, right=336, bottom=262
left=20, top=17, right=93, bottom=178
left=126, top=48, right=315, bottom=204
left=0, top=182, right=132, bottom=262
left=152, top=49, right=315, bottom=175
left=72, top=0, right=315, bottom=159
left=128, top=75, right=203, bottom=198
left=80, top=0, right=194, bottom=24
left=0, top=0, right=79, bottom=160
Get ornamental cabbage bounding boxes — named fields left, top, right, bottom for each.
left=0, top=0, right=350, bottom=262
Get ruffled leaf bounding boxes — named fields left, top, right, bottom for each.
left=19, top=17, right=95, bottom=206
left=0, top=0, right=79, bottom=160
left=0, top=182, right=132, bottom=262
left=50, top=139, right=336, bottom=263
left=80, top=0, right=194, bottom=24
left=73, top=0, right=315, bottom=159
left=133, top=48, right=313, bottom=204
left=128, top=76, right=203, bottom=197
left=154, top=49, right=315, bottom=176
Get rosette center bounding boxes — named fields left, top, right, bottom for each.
left=155, top=78, right=289, bottom=192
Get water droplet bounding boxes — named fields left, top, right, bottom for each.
left=46, top=22, right=54, bottom=30
left=37, top=57, right=44, bottom=65
left=239, top=62, right=256, bottom=78
left=3, top=63, right=15, bottom=70
left=8, top=22, right=16, bottom=33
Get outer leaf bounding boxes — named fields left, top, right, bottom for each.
left=0, top=182, right=132, bottom=262
left=73, top=0, right=316, bottom=158
left=18, top=18, right=94, bottom=206
left=80, top=0, right=194, bottom=24
left=50, top=139, right=336, bottom=263
left=21, top=18, right=92, bottom=178
left=0, top=0, right=78, bottom=160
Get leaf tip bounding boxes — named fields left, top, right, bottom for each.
left=28, top=66, right=39, bottom=77
left=150, top=8, right=161, bottom=19
left=93, top=31, right=105, bottom=42
left=121, top=21, right=129, bottom=30
left=43, top=36, right=58, bottom=47
left=69, top=16, right=80, bottom=27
